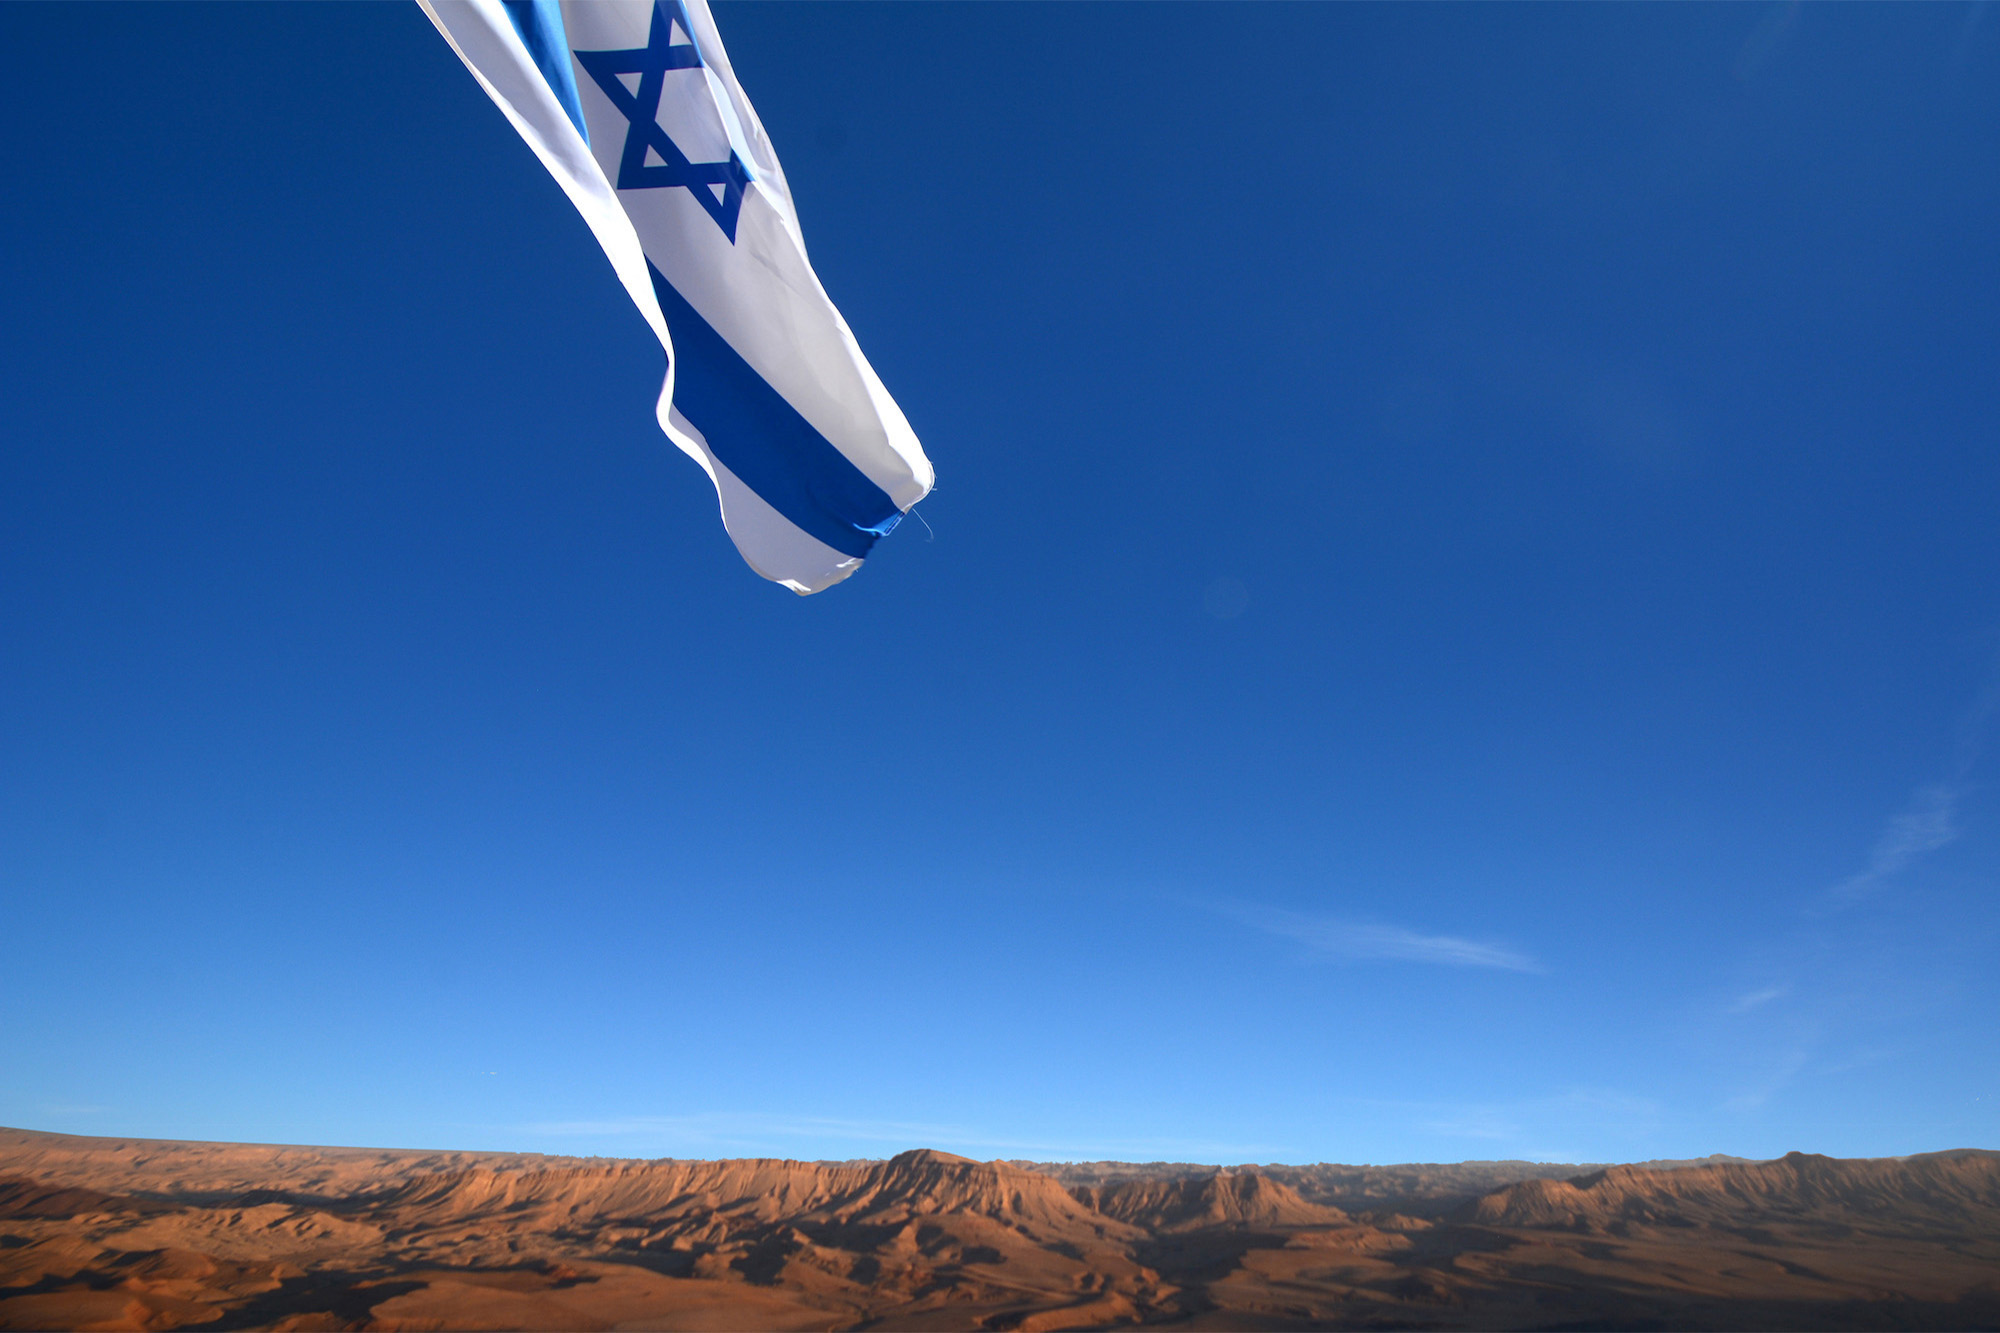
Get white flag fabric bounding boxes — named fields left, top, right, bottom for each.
left=419, top=0, right=933, bottom=593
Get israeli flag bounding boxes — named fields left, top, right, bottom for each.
left=419, top=0, right=933, bottom=593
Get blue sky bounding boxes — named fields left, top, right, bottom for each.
left=2, top=2, right=1997, bottom=1167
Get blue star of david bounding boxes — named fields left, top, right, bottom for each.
left=574, top=2, right=751, bottom=242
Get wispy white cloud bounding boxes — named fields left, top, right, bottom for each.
left=1950, top=0, right=1990, bottom=81
left=1728, top=985, right=1788, bottom=1014
left=1825, top=663, right=1999, bottom=907
left=1733, top=0, right=1802, bottom=82
left=529, top=1112, right=955, bottom=1148
left=1830, top=783, right=1960, bottom=903
left=1223, top=903, right=1541, bottom=973
left=521, top=1112, right=1268, bottom=1163
left=1357, top=1088, right=1666, bottom=1164
left=1723, top=1048, right=1810, bottom=1113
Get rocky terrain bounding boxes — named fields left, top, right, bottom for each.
left=2, top=1126, right=1996, bottom=1330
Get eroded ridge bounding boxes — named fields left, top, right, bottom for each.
left=3, top=1127, right=1997, bottom=1330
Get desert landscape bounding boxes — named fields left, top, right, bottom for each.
left=2, top=1127, right=1997, bottom=1330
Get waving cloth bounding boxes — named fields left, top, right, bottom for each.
left=420, top=0, right=934, bottom=593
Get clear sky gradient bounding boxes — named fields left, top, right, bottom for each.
left=3, top=2, right=1997, bottom=1166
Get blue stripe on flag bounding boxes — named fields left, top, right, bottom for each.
left=500, top=0, right=589, bottom=143
left=648, top=263, right=902, bottom=559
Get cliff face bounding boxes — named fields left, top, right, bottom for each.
left=1021, top=1153, right=1759, bottom=1216
left=1461, top=1149, right=2000, bottom=1234
left=3, top=1128, right=1998, bottom=1332
left=1076, top=1170, right=1348, bottom=1232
